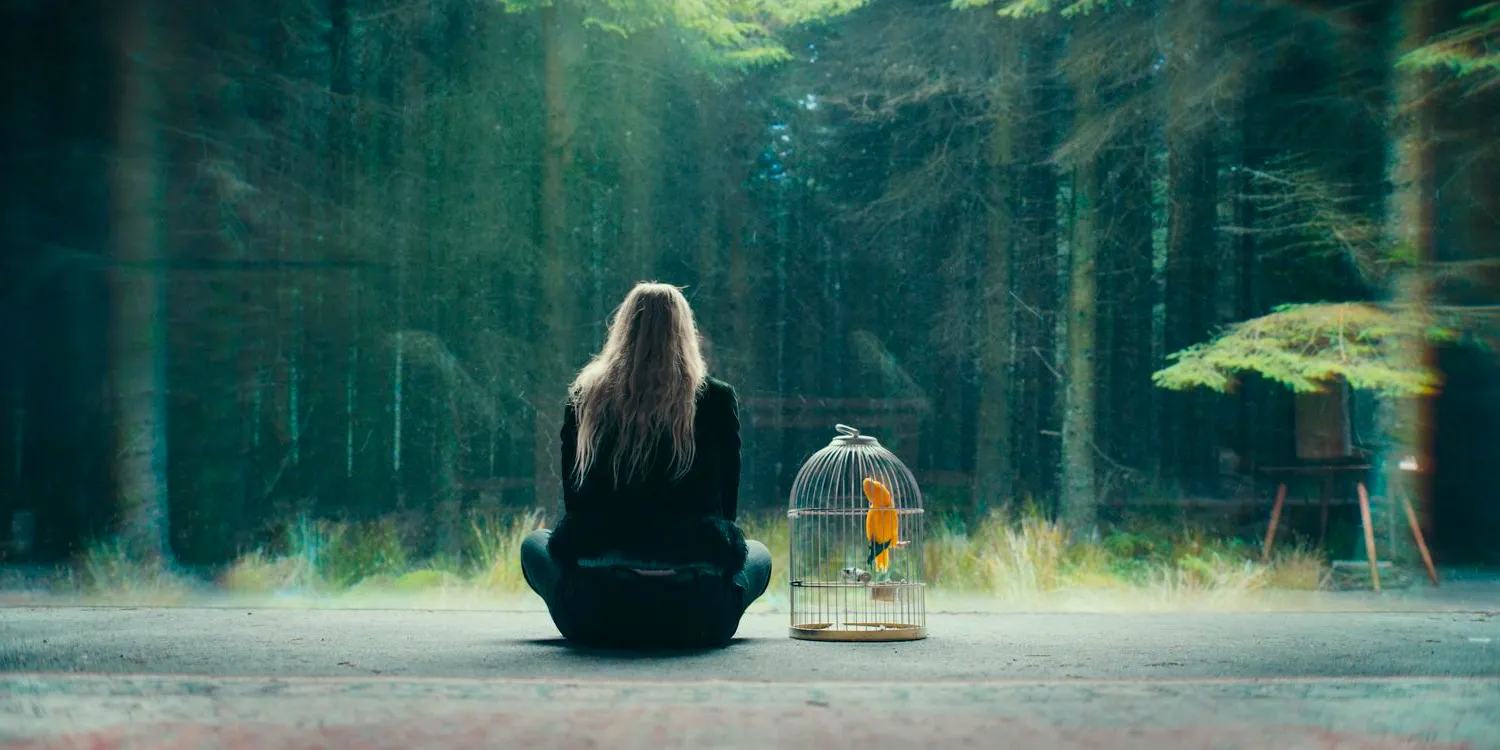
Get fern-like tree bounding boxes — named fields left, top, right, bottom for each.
left=1152, top=303, right=1455, bottom=399
left=1398, top=2, right=1500, bottom=83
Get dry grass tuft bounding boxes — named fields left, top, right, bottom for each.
left=73, top=538, right=196, bottom=605
left=469, top=509, right=548, bottom=592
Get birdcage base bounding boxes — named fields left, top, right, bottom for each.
left=789, top=622, right=927, bottom=642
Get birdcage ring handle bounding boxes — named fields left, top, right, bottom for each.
left=834, top=424, right=860, bottom=438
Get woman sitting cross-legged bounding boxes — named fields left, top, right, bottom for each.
left=520, top=282, right=773, bottom=649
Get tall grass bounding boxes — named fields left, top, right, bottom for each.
left=469, top=509, right=547, bottom=591
left=733, top=506, right=1328, bottom=609
left=60, top=506, right=1332, bottom=609
left=738, top=513, right=790, bottom=608
left=74, top=537, right=195, bottom=604
left=915, top=508, right=1329, bottom=601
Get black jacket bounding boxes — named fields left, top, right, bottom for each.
left=546, top=377, right=748, bottom=573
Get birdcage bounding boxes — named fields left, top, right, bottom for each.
left=787, top=424, right=926, bottom=641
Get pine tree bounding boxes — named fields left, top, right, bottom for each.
left=108, top=0, right=172, bottom=565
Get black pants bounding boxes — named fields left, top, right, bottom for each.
left=521, top=529, right=773, bottom=648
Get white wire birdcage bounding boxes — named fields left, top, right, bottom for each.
left=787, top=423, right=926, bottom=641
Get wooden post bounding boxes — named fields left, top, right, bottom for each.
left=1357, top=482, right=1380, bottom=592
left=1318, top=474, right=1331, bottom=548
left=1399, top=489, right=1440, bottom=587
left=1262, top=483, right=1287, bottom=562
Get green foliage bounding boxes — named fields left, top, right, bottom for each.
left=1152, top=303, right=1458, bottom=397
left=949, top=0, right=1121, bottom=18
left=499, top=0, right=868, bottom=70
left=1397, top=3, right=1500, bottom=81
left=320, top=520, right=410, bottom=588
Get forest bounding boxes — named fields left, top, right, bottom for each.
left=1, top=0, right=1498, bottom=599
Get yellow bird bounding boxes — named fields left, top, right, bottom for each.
left=863, top=477, right=899, bottom=574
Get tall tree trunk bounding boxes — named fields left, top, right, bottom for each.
left=618, top=33, right=660, bottom=283
left=1378, top=0, right=1444, bottom=563
left=392, top=25, right=424, bottom=501
left=414, top=19, right=466, bottom=556
left=973, top=24, right=1022, bottom=518
left=1014, top=32, right=1063, bottom=510
left=1160, top=137, right=1217, bottom=492
left=1085, top=4, right=1157, bottom=506
left=1234, top=75, right=1267, bottom=476
left=535, top=4, right=576, bottom=510
left=472, top=7, right=517, bottom=485
left=1060, top=166, right=1099, bottom=527
left=327, top=0, right=356, bottom=483
left=1060, top=44, right=1100, bottom=530
left=796, top=192, right=828, bottom=402
left=0, top=0, right=24, bottom=529
left=695, top=86, right=722, bottom=337
left=238, top=0, right=290, bottom=531
left=171, top=5, right=253, bottom=562
left=1105, top=120, right=1156, bottom=488
left=715, top=90, right=756, bottom=387
left=725, top=187, right=753, bottom=386
left=108, top=0, right=171, bottom=564
left=1159, top=0, right=1218, bottom=495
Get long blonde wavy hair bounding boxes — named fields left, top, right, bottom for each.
left=568, top=282, right=708, bottom=488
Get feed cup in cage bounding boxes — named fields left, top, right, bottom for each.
left=786, top=423, right=927, bottom=642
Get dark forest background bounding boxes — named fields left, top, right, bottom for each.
left=2, top=0, right=1498, bottom=570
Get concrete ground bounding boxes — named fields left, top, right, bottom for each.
left=2, top=605, right=1499, bottom=749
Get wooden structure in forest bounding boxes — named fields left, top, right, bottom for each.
left=1151, top=304, right=1449, bottom=590
left=1258, top=376, right=1439, bottom=591
left=1293, top=381, right=1353, bottom=461
left=1257, top=380, right=1362, bottom=553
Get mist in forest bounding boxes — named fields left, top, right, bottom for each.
left=1, top=0, right=1497, bottom=603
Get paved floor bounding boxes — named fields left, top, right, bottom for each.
left=3, top=607, right=1498, bottom=680
left=2, top=607, right=1498, bottom=749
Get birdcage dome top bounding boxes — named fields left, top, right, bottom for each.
left=788, top=424, right=923, bottom=514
